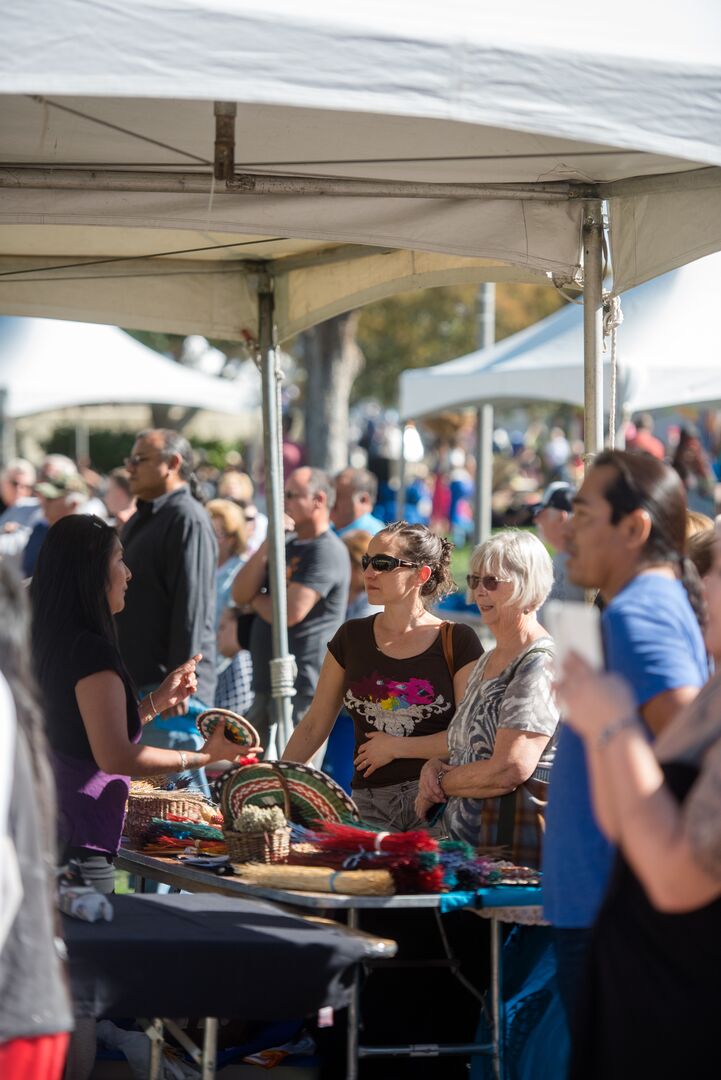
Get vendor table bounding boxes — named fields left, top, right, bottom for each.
left=62, top=891, right=395, bottom=1080
left=116, top=847, right=544, bottom=1080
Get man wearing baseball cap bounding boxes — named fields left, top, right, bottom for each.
left=534, top=481, right=585, bottom=609
left=22, top=473, right=88, bottom=577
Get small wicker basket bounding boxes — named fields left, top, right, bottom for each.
left=224, top=824, right=291, bottom=865
left=124, top=787, right=209, bottom=846
left=223, top=763, right=292, bottom=865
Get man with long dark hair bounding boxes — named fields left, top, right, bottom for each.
left=116, top=428, right=217, bottom=788
left=543, top=450, right=708, bottom=1029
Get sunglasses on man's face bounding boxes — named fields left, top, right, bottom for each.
left=466, top=573, right=510, bottom=592
left=361, top=553, right=420, bottom=573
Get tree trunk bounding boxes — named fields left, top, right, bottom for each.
left=301, top=312, right=365, bottom=471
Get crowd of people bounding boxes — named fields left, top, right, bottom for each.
left=2, top=421, right=721, bottom=1078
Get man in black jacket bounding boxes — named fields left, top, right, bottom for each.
left=116, top=429, right=217, bottom=789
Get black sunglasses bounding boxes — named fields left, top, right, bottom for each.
left=361, top=553, right=420, bottom=573
left=466, top=573, right=510, bottom=592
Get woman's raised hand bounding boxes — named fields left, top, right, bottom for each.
left=200, top=720, right=244, bottom=764
left=157, top=654, right=201, bottom=718
left=354, top=731, right=400, bottom=777
left=555, top=651, right=636, bottom=740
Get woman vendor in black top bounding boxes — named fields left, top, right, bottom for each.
left=31, top=515, right=238, bottom=889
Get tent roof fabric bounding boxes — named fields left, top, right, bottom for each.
left=0, top=317, right=258, bottom=418
left=1, top=1, right=721, bottom=339
left=399, top=252, right=721, bottom=420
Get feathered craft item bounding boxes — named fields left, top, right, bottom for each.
left=286, top=824, right=539, bottom=893
left=288, top=821, right=445, bottom=893
left=140, top=816, right=227, bottom=855
left=308, top=820, right=438, bottom=856
left=438, top=840, right=541, bottom=888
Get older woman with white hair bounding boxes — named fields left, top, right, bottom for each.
left=417, top=529, right=559, bottom=867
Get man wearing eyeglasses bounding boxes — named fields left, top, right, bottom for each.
left=115, top=429, right=217, bottom=791
left=233, top=467, right=350, bottom=755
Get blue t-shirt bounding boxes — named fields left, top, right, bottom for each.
left=542, top=574, right=707, bottom=928
left=336, top=512, right=386, bottom=537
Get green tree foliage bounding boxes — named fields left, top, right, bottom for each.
left=354, top=283, right=565, bottom=405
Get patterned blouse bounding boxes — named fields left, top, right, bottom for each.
left=443, top=637, right=559, bottom=866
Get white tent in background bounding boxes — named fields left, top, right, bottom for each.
left=400, top=253, right=721, bottom=421
left=1, top=2, right=721, bottom=335
left=2, top=0, right=721, bottom=749
left=0, top=317, right=258, bottom=420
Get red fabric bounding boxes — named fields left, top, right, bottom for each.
left=0, top=1032, right=70, bottom=1080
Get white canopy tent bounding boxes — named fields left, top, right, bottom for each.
left=2, top=0, right=721, bottom=751
left=400, top=252, right=721, bottom=421
left=2, top=3, right=721, bottom=328
left=0, top=316, right=258, bottom=419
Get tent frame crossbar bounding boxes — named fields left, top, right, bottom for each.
left=0, top=167, right=584, bottom=201
left=2, top=165, right=720, bottom=201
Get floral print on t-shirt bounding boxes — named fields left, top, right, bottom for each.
left=343, top=670, right=452, bottom=737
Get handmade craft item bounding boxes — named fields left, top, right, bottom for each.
left=196, top=708, right=262, bottom=749
left=289, top=821, right=444, bottom=893
left=224, top=802, right=291, bottom=865
left=438, top=840, right=542, bottom=889
left=124, top=783, right=211, bottom=844
left=141, top=816, right=226, bottom=852
left=234, top=862, right=395, bottom=896
left=214, top=761, right=359, bottom=828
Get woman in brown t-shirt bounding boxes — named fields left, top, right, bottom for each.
left=282, top=522, right=482, bottom=831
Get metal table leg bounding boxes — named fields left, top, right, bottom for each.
left=201, top=1017, right=218, bottom=1080
left=346, top=907, right=360, bottom=1080
left=490, top=916, right=504, bottom=1080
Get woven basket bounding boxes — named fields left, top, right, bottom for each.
left=224, top=824, right=291, bottom=865
left=223, top=762, right=292, bottom=864
left=124, top=789, right=209, bottom=845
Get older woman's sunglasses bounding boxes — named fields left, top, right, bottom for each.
left=466, top=573, right=509, bottom=591
left=361, top=553, right=420, bottom=573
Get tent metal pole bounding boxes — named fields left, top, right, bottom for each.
left=474, top=404, right=494, bottom=545
left=474, top=282, right=495, bottom=545
left=0, top=168, right=580, bottom=202
left=258, top=276, right=295, bottom=752
left=582, top=201, right=604, bottom=459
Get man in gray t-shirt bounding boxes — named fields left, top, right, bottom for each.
left=233, top=467, right=350, bottom=751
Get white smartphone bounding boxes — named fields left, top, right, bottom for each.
left=543, top=600, right=603, bottom=672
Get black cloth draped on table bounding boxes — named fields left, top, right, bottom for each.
left=63, top=892, right=377, bottom=1019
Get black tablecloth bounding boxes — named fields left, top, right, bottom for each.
left=62, top=892, right=372, bottom=1019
